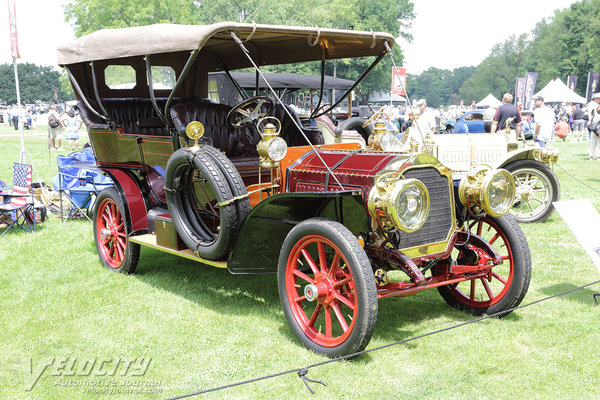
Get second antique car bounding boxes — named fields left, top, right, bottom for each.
left=58, top=22, right=532, bottom=357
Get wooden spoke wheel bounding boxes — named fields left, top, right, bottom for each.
left=278, top=219, right=377, bottom=357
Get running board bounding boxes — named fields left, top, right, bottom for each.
left=129, top=234, right=228, bottom=269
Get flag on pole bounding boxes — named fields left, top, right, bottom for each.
left=515, top=77, right=525, bottom=106
left=586, top=72, right=600, bottom=103
left=8, top=0, right=20, bottom=59
left=523, top=72, right=538, bottom=110
left=567, top=75, right=578, bottom=92
left=10, top=163, right=31, bottom=207
left=391, top=67, right=407, bottom=96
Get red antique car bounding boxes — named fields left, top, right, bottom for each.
left=58, top=23, right=531, bottom=357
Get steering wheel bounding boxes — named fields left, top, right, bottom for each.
left=227, top=96, right=275, bottom=129
left=362, top=106, right=390, bottom=128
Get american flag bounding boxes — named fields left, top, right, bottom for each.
left=10, top=163, right=31, bottom=207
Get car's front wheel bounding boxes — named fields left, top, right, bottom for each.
left=278, top=219, right=378, bottom=357
left=505, top=160, right=560, bottom=223
left=437, top=215, right=531, bottom=316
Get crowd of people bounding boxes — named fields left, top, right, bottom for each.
left=387, top=92, right=600, bottom=160
left=2, top=104, right=83, bottom=152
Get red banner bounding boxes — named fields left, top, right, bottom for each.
left=8, top=0, right=20, bottom=59
left=391, top=67, right=406, bottom=96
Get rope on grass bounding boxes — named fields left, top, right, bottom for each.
left=555, top=162, right=600, bottom=194
left=164, top=279, right=600, bottom=400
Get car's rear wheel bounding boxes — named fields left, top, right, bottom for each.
left=505, top=160, right=560, bottom=223
left=437, top=215, right=531, bottom=316
left=278, top=219, right=378, bottom=357
left=94, top=188, right=140, bottom=273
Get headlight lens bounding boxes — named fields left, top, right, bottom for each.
left=379, top=131, right=397, bottom=152
left=390, top=179, right=430, bottom=232
left=459, top=167, right=515, bottom=217
left=369, top=176, right=430, bottom=232
left=482, top=169, right=515, bottom=216
left=267, top=137, right=288, bottom=162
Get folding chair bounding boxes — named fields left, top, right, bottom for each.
left=0, top=162, right=36, bottom=238
left=53, top=148, right=113, bottom=222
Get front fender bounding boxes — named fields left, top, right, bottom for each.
left=492, top=147, right=557, bottom=170
left=227, top=191, right=368, bottom=274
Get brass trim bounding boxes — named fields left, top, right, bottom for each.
left=129, top=234, right=228, bottom=268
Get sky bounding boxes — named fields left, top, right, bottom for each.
left=399, top=0, right=578, bottom=74
left=0, top=0, right=580, bottom=72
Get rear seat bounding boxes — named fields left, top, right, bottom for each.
left=78, top=97, right=325, bottom=179
left=78, top=98, right=212, bottom=136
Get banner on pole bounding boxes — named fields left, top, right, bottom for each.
left=515, top=77, right=525, bottom=106
left=523, top=72, right=538, bottom=110
left=391, top=67, right=406, bottom=96
left=586, top=72, right=600, bottom=103
left=567, top=75, right=579, bottom=92
left=8, top=0, right=20, bottom=59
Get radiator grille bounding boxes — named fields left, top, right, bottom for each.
left=398, top=167, right=453, bottom=249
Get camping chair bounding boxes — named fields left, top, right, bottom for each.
left=0, top=162, right=36, bottom=238
left=53, top=148, right=114, bottom=222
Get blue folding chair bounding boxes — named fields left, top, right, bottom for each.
left=0, top=163, right=36, bottom=237
left=53, top=147, right=114, bottom=222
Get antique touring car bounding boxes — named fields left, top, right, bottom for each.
left=58, top=23, right=531, bottom=357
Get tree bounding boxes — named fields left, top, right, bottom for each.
left=64, top=0, right=415, bottom=96
left=406, top=66, right=475, bottom=107
left=0, top=63, right=66, bottom=104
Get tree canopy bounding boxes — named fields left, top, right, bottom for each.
left=63, top=0, right=415, bottom=96
left=0, top=63, right=66, bottom=104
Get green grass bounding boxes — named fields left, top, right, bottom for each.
left=1, top=124, right=599, bottom=399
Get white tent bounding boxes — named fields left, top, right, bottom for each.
left=533, top=78, right=587, bottom=104
left=475, top=93, right=502, bottom=108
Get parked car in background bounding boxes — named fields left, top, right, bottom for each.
left=454, top=110, right=493, bottom=133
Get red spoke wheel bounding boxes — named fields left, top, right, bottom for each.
left=438, top=215, right=531, bottom=316
left=278, top=219, right=377, bottom=358
left=93, top=188, right=139, bottom=273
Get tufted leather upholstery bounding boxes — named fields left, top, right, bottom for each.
left=271, top=103, right=324, bottom=147
left=170, top=101, right=324, bottom=157
left=170, top=101, right=259, bottom=158
left=78, top=98, right=214, bottom=136
left=78, top=97, right=325, bottom=156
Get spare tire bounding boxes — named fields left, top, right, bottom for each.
left=165, top=147, right=238, bottom=260
left=336, top=117, right=373, bottom=142
left=196, top=145, right=251, bottom=233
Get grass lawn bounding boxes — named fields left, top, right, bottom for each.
left=0, top=123, right=599, bottom=399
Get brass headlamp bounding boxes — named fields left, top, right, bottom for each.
left=533, top=146, right=559, bottom=164
left=368, top=119, right=397, bottom=152
left=368, top=172, right=430, bottom=232
left=458, top=165, right=515, bottom=217
left=256, top=117, right=287, bottom=169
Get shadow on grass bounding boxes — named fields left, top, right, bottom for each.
left=130, top=246, right=514, bottom=352
left=540, top=282, right=600, bottom=305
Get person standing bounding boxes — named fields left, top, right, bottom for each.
left=47, top=104, right=63, bottom=150
left=412, top=99, right=436, bottom=137
left=585, top=93, right=600, bottom=141
left=532, top=95, right=555, bottom=148
left=571, top=104, right=586, bottom=141
left=61, top=108, right=83, bottom=151
left=589, top=105, right=600, bottom=160
left=491, top=93, right=522, bottom=141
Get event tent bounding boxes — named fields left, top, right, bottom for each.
left=533, top=78, right=587, bottom=104
left=475, top=93, right=502, bottom=108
